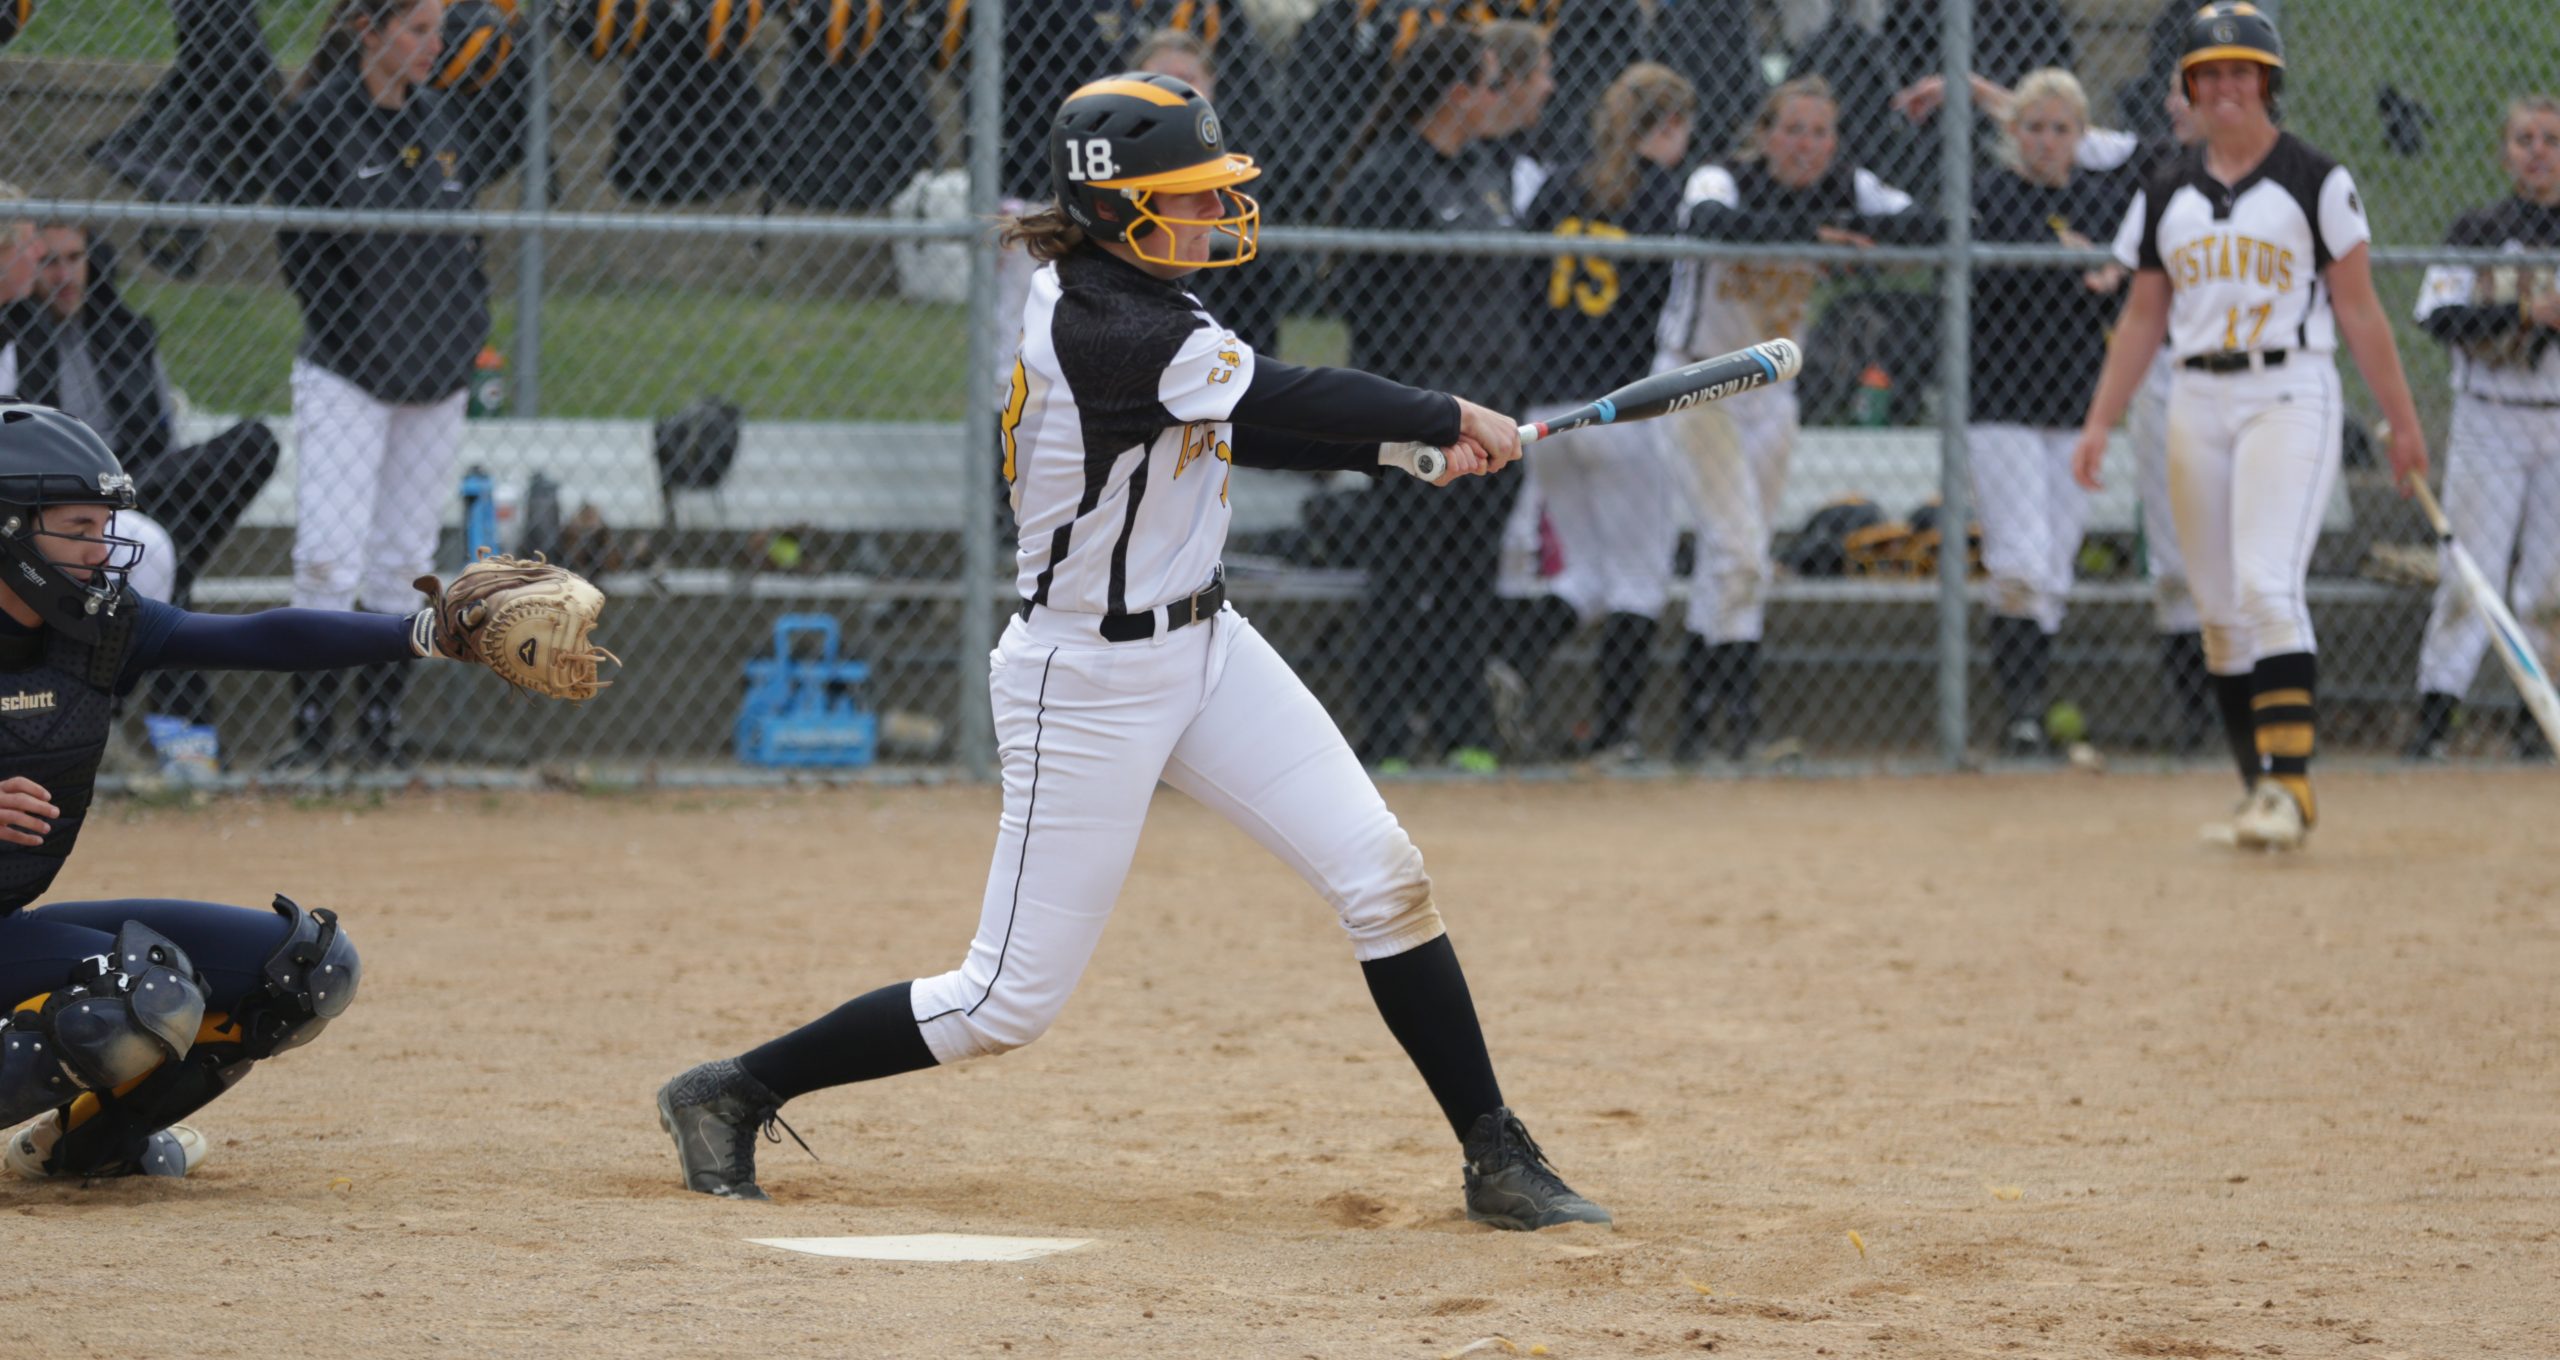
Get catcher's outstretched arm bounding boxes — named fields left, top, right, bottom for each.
left=117, top=598, right=419, bottom=693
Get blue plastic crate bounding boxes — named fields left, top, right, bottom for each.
left=734, top=614, right=879, bottom=768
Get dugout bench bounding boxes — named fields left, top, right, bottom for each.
left=173, top=416, right=2424, bottom=765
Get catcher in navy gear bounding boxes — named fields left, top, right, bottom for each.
left=0, top=401, right=603, bottom=1180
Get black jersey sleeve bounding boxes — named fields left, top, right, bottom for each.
left=116, top=601, right=418, bottom=694
left=1226, top=357, right=1464, bottom=449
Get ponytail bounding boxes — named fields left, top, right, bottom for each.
left=1580, top=63, right=1695, bottom=217
left=294, top=0, right=434, bottom=98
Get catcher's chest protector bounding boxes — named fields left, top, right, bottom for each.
left=0, top=620, right=132, bottom=915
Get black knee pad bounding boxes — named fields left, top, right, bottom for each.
left=2, top=922, right=211, bottom=1127
left=237, top=896, right=361, bottom=1059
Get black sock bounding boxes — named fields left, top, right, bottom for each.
left=1592, top=612, right=1656, bottom=747
left=739, top=981, right=939, bottom=1104
left=1360, top=935, right=1504, bottom=1142
left=2212, top=672, right=2259, bottom=789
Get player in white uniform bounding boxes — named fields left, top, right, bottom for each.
left=2405, top=95, right=2560, bottom=760
left=659, top=75, right=1611, bottom=1231
left=2073, top=3, right=2428, bottom=849
left=1655, top=75, right=1928, bottom=762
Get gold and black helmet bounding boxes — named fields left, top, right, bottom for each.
left=2181, top=2, right=2285, bottom=100
left=1050, top=73, right=1261, bottom=268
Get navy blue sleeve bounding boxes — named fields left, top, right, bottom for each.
left=116, top=599, right=419, bottom=694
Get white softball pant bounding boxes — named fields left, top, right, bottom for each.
left=2417, top=393, right=2560, bottom=696
left=289, top=359, right=466, bottom=614
left=908, top=603, right=1443, bottom=1064
left=1669, top=380, right=1797, bottom=644
left=1497, top=403, right=1680, bottom=620
left=2166, top=356, right=2344, bottom=675
left=1965, top=422, right=2088, bottom=633
left=2127, top=349, right=2199, bottom=632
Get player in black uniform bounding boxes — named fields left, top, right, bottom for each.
left=1503, top=63, right=1697, bottom=760
left=0, top=401, right=556, bottom=1180
left=1966, top=68, right=2135, bottom=756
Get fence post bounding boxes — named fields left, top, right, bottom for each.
left=511, top=0, right=551, bottom=417
left=957, top=0, right=1007, bottom=777
left=1935, top=0, right=1976, bottom=768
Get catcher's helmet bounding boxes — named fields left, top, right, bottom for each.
left=2180, top=2, right=2284, bottom=101
left=1051, top=73, right=1260, bottom=269
left=0, top=401, right=142, bottom=641
left=435, top=0, right=521, bottom=94
left=0, top=0, right=31, bottom=51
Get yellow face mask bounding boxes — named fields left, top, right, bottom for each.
left=1090, top=152, right=1263, bottom=269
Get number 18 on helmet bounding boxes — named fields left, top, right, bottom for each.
left=1049, top=73, right=1261, bottom=268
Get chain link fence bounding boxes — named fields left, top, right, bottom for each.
left=2, top=0, right=2554, bottom=782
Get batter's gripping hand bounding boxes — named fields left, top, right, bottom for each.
left=410, top=553, right=619, bottom=700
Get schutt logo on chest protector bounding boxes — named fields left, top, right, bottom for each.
left=0, top=690, right=58, bottom=716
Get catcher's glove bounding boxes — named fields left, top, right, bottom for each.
left=409, top=553, right=618, bottom=700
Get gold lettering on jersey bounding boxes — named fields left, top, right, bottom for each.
left=1715, top=261, right=1817, bottom=340
left=0, top=690, right=57, bottom=715
left=999, top=357, right=1029, bottom=484
left=1175, top=421, right=1232, bottom=494
left=2168, top=233, right=2297, bottom=293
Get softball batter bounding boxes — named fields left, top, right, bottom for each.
left=660, top=74, right=1611, bottom=1230
left=1656, top=75, right=1928, bottom=762
left=2073, top=2, right=2428, bottom=848
left=2405, top=94, right=2560, bottom=759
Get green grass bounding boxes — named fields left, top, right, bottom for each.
left=13, top=0, right=337, bottom=64
left=126, top=276, right=972, bottom=421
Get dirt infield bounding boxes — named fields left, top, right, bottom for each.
left=6, top=770, right=2556, bottom=1358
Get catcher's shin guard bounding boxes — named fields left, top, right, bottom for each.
left=40, top=898, right=359, bottom=1176
left=2, top=922, right=210, bottom=1128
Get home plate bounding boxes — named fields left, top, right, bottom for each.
left=749, top=1234, right=1094, bottom=1263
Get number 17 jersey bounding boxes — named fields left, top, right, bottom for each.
left=2111, top=131, right=2370, bottom=360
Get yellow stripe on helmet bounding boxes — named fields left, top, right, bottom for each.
left=2179, top=43, right=2283, bottom=71
left=1065, top=77, right=1192, bottom=108
left=440, top=26, right=495, bottom=88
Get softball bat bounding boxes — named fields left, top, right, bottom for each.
left=2410, top=477, right=2560, bottom=752
left=1383, top=339, right=1803, bottom=481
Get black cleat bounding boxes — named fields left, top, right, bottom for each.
left=1461, top=1108, right=1613, bottom=1231
left=656, top=1058, right=808, bottom=1202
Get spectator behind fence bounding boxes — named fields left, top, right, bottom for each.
left=8, top=227, right=281, bottom=748
left=1332, top=25, right=1527, bottom=771
left=1964, top=69, right=2133, bottom=758
left=1792, top=0, right=2072, bottom=206
left=0, top=182, right=34, bottom=393
left=1479, top=19, right=1561, bottom=216
left=1657, top=74, right=1929, bottom=764
left=2406, top=95, right=2560, bottom=760
left=267, top=0, right=507, bottom=774
left=2123, top=86, right=2218, bottom=751
left=1496, top=63, right=1698, bottom=764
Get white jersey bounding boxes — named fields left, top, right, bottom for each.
left=1657, top=163, right=1914, bottom=361
left=2112, top=132, right=2369, bottom=360
left=1002, top=254, right=1258, bottom=616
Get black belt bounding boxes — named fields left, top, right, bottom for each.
left=2468, top=391, right=2560, bottom=410
left=1018, top=571, right=1226, bottom=642
left=2183, top=349, right=2289, bottom=373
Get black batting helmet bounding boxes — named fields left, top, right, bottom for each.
left=0, top=401, right=143, bottom=642
left=1051, top=73, right=1260, bottom=268
left=2180, top=2, right=2284, bottom=102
